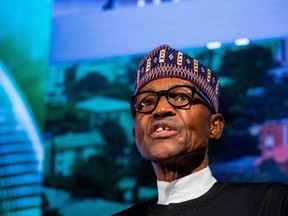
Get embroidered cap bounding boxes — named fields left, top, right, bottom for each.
left=133, top=44, right=220, bottom=114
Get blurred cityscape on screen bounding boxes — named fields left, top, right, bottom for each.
left=1, top=0, right=288, bottom=215
left=44, top=38, right=288, bottom=215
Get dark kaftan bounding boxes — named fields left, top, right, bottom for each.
left=113, top=182, right=288, bottom=216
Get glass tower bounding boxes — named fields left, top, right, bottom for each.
left=0, top=62, right=44, bottom=216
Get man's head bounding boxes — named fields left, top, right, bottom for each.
left=131, top=44, right=220, bottom=117
left=130, top=44, right=224, bottom=168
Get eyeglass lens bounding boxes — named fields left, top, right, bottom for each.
left=133, top=86, right=195, bottom=113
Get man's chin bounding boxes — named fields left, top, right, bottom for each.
left=138, top=140, right=186, bottom=162
left=144, top=151, right=183, bottom=164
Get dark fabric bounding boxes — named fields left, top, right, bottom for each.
left=113, top=182, right=288, bottom=216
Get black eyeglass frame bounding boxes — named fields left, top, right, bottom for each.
left=130, top=85, right=215, bottom=117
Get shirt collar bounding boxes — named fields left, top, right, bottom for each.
left=157, top=166, right=217, bottom=205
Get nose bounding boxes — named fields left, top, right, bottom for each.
left=152, top=95, right=176, bottom=118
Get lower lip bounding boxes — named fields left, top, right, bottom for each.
left=150, top=130, right=178, bottom=139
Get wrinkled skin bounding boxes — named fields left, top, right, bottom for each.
left=133, top=78, right=224, bottom=182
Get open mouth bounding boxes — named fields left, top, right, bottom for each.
left=150, top=122, right=178, bottom=138
left=155, top=126, right=172, bottom=133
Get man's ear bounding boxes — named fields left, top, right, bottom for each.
left=210, top=113, right=225, bottom=139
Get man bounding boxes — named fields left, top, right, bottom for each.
left=114, top=44, right=288, bottom=215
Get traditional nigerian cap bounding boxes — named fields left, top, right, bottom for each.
left=134, top=44, right=220, bottom=113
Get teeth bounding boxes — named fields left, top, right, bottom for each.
left=156, top=127, right=164, bottom=132
left=156, top=127, right=169, bottom=132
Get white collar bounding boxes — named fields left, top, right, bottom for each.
left=157, top=166, right=217, bottom=205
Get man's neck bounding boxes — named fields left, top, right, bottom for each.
left=157, top=166, right=217, bottom=205
left=152, top=151, right=209, bottom=182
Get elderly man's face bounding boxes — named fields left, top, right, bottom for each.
left=133, top=78, right=216, bottom=163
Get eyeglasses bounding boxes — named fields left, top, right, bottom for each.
left=130, top=85, right=215, bottom=116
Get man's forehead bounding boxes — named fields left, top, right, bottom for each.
left=139, top=77, right=195, bottom=92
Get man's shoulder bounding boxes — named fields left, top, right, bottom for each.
left=226, top=181, right=288, bottom=189
left=112, top=197, right=157, bottom=216
left=224, top=181, right=288, bottom=197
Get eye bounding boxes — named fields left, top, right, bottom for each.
left=169, top=93, right=191, bottom=103
left=177, top=93, right=190, bottom=102
left=137, top=96, right=156, bottom=110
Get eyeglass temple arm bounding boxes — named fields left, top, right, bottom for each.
left=194, top=88, right=216, bottom=114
